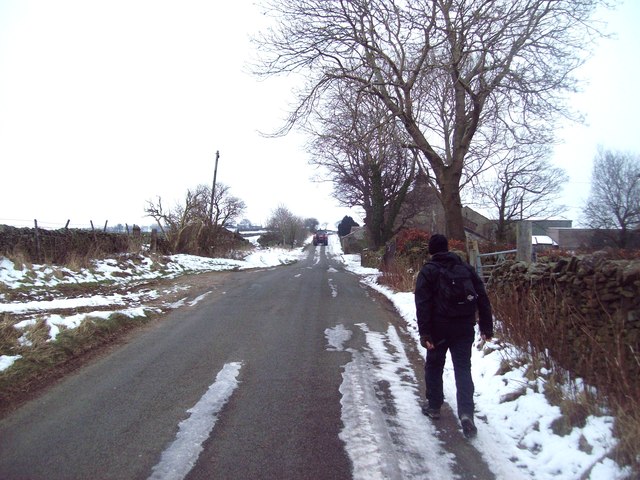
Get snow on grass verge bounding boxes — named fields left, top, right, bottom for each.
left=0, top=246, right=306, bottom=366
left=338, top=248, right=631, bottom=480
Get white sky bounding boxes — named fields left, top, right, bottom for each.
left=552, top=0, right=640, bottom=225
left=0, top=0, right=638, bottom=230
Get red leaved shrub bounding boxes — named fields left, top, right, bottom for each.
left=395, top=228, right=431, bottom=255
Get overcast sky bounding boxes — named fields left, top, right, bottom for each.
left=1, top=0, right=639, bottom=230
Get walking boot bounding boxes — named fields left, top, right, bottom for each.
left=460, top=414, right=477, bottom=438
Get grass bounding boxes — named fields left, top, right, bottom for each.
left=378, top=255, right=421, bottom=292
left=0, top=311, right=156, bottom=416
left=0, top=314, right=21, bottom=353
left=0, top=280, right=117, bottom=304
left=490, top=287, right=639, bottom=474
left=0, top=250, right=186, bottom=402
left=613, top=405, right=640, bottom=469
left=55, top=280, right=115, bottom=296
left=0, top=236, right=248, bottom=414
left=0, top=252, right=173, bottom=414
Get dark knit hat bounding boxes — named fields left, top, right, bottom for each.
left=428, top=234, right=448, bottom=254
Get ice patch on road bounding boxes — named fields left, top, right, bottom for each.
left=340, top=351, right=405, bottom=479
left=187, top=291, right=211, bottom=307
left=331, top=323, right=455, bottom=479
left=325, top=324, right=352, bottom=351
left=148, top=362, right=242, bottom=480
left=167, top=298, right=188, bottom=309
left=328, top=278, right=338, bottom=297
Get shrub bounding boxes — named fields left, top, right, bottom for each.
left=395, top=228, right=431, bottom=256
left=377, top=256, right=418, bottom=292
left=394, top=229, right=431, bottom=271
left=257, top=231, right=281, bottom=247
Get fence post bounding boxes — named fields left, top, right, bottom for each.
left=516, top=221, right=532, bottom=263
left=382, top=239, right=396, bottom=271
left=132, top=224, right=141, bottom=252
left=90, top=220, right=98, bottom=246
left=469, top=239, right=482, bottom=276
left=33, top=219, right=41, bottom=262
left=151, top=228, right=158, bottom=253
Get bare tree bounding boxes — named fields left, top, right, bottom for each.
left=145, top=183, right=246, bottom=254
left=144, top=188, right=208, bottom=238
left=583, top=149, right=640, bottom=248
left=473, top=144, right=568, bottom=243
left=267, top=205, right=307, bottom=247
left=305, top=217, right=320, bottom=232
left=254, top=0, right=608, bottom=239
left=307, top=84, right=417, bottom=248
left=209, top=183, right=247, bottom=228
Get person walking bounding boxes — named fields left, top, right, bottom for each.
left=414, top=234, right=493, bottom=438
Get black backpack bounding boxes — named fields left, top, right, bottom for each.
left=430, top=262, right=478, bottom=317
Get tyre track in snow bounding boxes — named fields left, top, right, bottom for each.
left=327, top=323, right=456, bottom=479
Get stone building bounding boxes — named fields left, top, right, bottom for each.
left=391, top=171, right=639, bottom=250
left=398, top=172, right=493, bottom=238
left=547, top=227, right=640, bottom=250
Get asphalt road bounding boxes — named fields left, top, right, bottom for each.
left=0, top=244, right=495, bottom=479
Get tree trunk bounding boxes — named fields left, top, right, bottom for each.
left=400, top=115, right=466, bottom=241
left=440, top=180, right=466, bottom=240
left=367, top=171, right=386, bottom=249
left=619, top=226, right=628, bottom=249
left=495, top=207, right=507, bottom=244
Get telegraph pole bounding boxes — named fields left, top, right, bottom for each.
left=209, top=150, right=220, bottom=225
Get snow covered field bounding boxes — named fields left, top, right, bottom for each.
left=0, top=237, right=631, bottom=479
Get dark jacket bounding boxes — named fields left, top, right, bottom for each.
left=414, top=251, right=493, bottom=340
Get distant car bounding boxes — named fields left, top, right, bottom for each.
left=313, top=230, right=328, bottom=246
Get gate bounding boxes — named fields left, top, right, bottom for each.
left=468, top=221, right=533, bottom=286
left=472, top=249, right=517, bottom=285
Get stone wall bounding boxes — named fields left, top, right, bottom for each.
left=341, top=227, right=369, bottom=255
left=489, top=254, right=640, bottom=398
left=0, top=224, right=137, bottom=264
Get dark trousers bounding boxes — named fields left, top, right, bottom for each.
left=424, top=322, right=475, bottom=418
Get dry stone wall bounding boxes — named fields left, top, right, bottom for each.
left=490, top=255, right=640, bottom=397
left=0, top=224, right=136, bottom=264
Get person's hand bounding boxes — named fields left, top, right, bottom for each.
left=420, top=335, right=435, bottom=350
